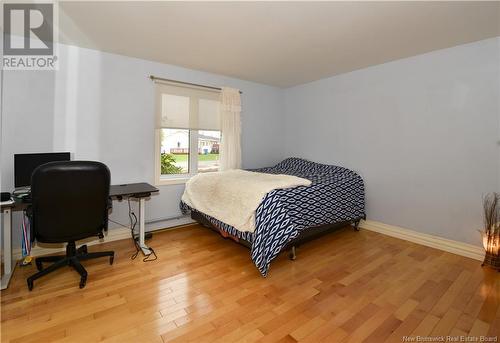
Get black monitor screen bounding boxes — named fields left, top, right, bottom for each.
left=14, top=152, right=71, bottom=188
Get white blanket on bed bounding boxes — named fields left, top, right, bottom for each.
left=181, top=169, right=311, bottom=233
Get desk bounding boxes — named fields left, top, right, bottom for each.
left=109, top=183, right=159, bottom=256
left=1, top=200, right=29, bottom=289
left=0, top=182, right=158, bottom=290
left=1, top=201, right=17, bottom=289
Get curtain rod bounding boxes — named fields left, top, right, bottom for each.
left=149, top=75, right=242, bottom=94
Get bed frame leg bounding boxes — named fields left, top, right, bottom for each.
left=288, top=246, right=297, bottom=261
left=353, top=220, right=361, bottom=231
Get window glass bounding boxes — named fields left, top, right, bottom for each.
left=197, top=130, right=221, bottom=173
left=160, top=128, right=189, bottom=174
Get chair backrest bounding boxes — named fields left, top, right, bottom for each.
left=31, top=161, right=110, bottom=243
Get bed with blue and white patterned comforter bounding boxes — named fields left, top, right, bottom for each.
left=180, top=158, right=365, bottom=276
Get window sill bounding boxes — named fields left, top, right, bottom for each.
left=156, top=176, right=191, bottom=186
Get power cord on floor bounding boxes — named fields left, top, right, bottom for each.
left=108, top=199, right=157, bottom=262
left=127, top=198, right=157, bottom=262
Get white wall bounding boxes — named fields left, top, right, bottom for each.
left=283, top=37, right=500, bottom=246
left=1, top=43, right=285, bottom=245
left=3, top=37, right=499, bottom=250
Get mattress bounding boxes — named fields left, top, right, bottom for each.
left=180, top=157, right=366, bottom=276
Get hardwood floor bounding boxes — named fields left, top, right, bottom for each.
left=1, top=224, right=499, bottom=343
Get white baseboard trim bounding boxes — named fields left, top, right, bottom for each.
left=360, top=220, right=485, bottom=261
left=13, top=217, right=197, bottom=260
left=146, top=216, right=195, bottom=232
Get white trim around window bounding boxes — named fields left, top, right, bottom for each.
left=153, top=81, right=221, bottom=186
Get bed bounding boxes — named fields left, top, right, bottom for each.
left=180, top=157, right=365, bottom=276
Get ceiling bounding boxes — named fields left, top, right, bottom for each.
left=59, top=1, right=500, bottom=88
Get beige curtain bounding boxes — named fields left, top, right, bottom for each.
left=219, top=87, right=242, bottom=170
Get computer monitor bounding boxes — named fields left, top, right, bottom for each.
left=14, top=152, right=71, bottom=188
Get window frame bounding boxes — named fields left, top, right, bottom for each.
left=154, top=83, right=221, bottom=186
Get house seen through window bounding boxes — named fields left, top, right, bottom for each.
left=160, top=129, right=220, bottom=174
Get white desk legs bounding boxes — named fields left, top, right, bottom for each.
left=137, top=198, right=151, bottom=256
left=1, top=209, right=15, bottom=290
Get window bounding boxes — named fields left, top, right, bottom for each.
left=155, top=82, right=221, bottom=185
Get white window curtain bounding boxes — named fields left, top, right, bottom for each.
left=219, top=87, right=242, bottom=170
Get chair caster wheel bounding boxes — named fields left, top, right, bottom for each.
left=79, top=277, right=87, bottom=289
left=36, top=260, right=43, bottom=271
left=109, top=256, right=114, bottom=265
left=27, top=279, right=34, bottom=291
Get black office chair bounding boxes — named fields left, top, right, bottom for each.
left=27, top=161, right=114, bottom=290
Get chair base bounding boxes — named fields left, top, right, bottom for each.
left=27, top=242, right=114, bottom=291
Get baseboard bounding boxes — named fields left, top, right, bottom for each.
left=146, top=216, right=195, bottom=232
left=360, top=220, right=484, bottom=261
left=13, top=218, right=197, bottom=260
